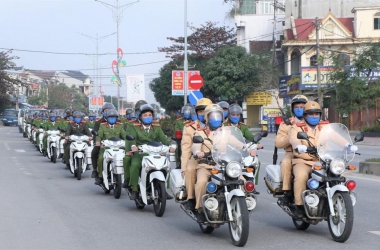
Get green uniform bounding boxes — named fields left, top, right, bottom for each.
left=126, top=122, right=170, bottom=191
left=43, top=121, right=61, bottom=151
left=96, top=122, right=127, bottom=179
left=32, top=119, right=43, bottom=145
left=223, top=120, right=254, bottom=142
left=91, top=118, right=107, bottom=172
left=64, top=121, right=92, bottom=165
left=87, top=120, right=95, bottom=129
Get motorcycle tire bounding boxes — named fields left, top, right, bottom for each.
left=52, top=147, right=57, bottom=164
left=113, top=174, right=122, bottom=199
left=153, top=180, right=166, bottom=217
left=228, top=196, right=249, bottom=247
left=135, top=199, right=145, bottom=209
left=292, top=219, right=310, bottom=230
left=327, top=192, right=353, bottom=242
left=199, top=224, right=214, bottom=234
left=76, top=158, right=82, bottom=180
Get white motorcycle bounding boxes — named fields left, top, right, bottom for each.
left=126, top=135, right=174, bottom=217
left=100, top=137, right=126, bottom=199
left=264, top=123, right=364, bottom=242
left=46, top=130, right=61, bottom=163
left=68, top=133, right=90, bottom=180
left=37, top=128, right=45, bottom=153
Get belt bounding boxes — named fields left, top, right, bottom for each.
left=198, top=159, right=216, bottom=166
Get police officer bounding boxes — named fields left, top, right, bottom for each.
left=134, top=100, right=148, bottom=120
left=224, top=104, right=254, bottom=141
left=87, top=111, right=97, bottom=129
left=180, top=98, right=212, bottom=211
left=190, top=106, right=198, bottom=122
left=125, top=104, right=176, bottom=200
left=173, top=104, right=193, bottom=168
left=275, top=95, right=308, bottom=205
left=42, top=112, right=61, bottom=154
left=64, top=111, right=92, bottom=170
left=91, top=102, right=115, bottom=178
left=95, top=109, right=126, bottom=185
left=217, top=101, right=229, bottom=122
left=59, top=109, right=73, bottom=163
left=191, top=104, right=257, bottom=222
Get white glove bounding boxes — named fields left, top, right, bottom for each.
left=345, top=143, right=358, bottom=153
left=295, top=145, right=307, bottom=153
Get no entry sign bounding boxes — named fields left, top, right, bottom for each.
left=188, top=74, right=204, bottom=89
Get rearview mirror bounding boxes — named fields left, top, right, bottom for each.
left=260, top=131, right=268, bottom=137
left=253, top=133, right=262, bottom=143
left=193, top=136, right=204, bottom=144
left=126, top=134, right=135, bottom=141
left=354, top=133, right=364, bottom=143
left=297, top=132, right=309, bottom=140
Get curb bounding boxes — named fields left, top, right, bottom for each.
left=359, top=162, right=380, bottom=176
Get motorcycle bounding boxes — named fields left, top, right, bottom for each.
left=68, top=133, right=90, bottom=180
left=126, top=135, right=174, bottom=217
left=264, top=123, right=364, bottom=242
left=99, top=137, right=126, bottom=199
left=46, top=130, right=61, bottom=163
left=177, top=126, right=255, bottom=247
left=37, top=128, right=45, bottom=153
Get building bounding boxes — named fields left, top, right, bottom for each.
left=56, top=70, right=92, bottom=96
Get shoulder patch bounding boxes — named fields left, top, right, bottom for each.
left=296, top=122, right=306, bottom=127
left=185, top=122, right=195, bottom=127
left=100, top=122, right=107, bottom=125
left=116, top=122, right=123, bottom=125
left=319, top=120, right=329, bottom=124
left=176, top=117, right=183, bottom=121
left=152, top=123, right=160, bottom=126
left=133, top=122, right=141, bottom=126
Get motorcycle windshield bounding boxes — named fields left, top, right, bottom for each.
left=317, top=123, right=355, bottom=163
left=211, top=126, right=246, bottom=165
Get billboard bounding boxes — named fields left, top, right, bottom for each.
left=279, top=74, right=301, bottom=97
left=246, top=92, right=272, bottom=105
left=88, top=95, right=104, bottom=111
left=301, top=67, right=334, bottom=90
left=126, top=74, right=146, bottom=103
left=172, top=70, right=200, bottom=96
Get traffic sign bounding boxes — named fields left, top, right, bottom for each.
left=188, top=91, right=203, bottom=106
left=189, top=74, right=204, bottom=89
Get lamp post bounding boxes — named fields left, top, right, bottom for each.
left=95, top=0, right=139, bottom=112
left=183, top=0, right=188, bottom=105
left=78, top=32, right=116, bottom=113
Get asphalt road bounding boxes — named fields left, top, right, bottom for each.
left=1, top=126, right=379, bottom=250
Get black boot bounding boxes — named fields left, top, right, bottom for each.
left=130, top=191, right=138, bottom=200
left=279, top=191, right=292, bottom=205
left=91, top=171, right=98, bottom=178
left=182, top=199, right=195, bottom=211
left=294, top=205, right=305, bottom=218
left=65, top=164, right=69, bottom=170
left=166, top=191, right=174, bottom=200
left=195, top=209, right=206, bottom=223
left=94, top=177, right=103, bottom=185
left=122, top=179, right=130, bottom=189
left=86, top=164, right=91, bottom=171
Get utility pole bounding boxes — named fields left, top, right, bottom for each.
left=95, top=0, right=139, bottom=112
left=272, top=0, right=277, bottom=66
left=314, top=17, right=323, bottom=110
left=183, top=0, right=188, bottom=105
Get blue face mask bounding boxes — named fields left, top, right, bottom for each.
left=306, top=116, right=320, bottom=126
left=69, top=116, right=74, bottom=121
left=89, top=116, right=96, bottom=121
left=293, top=108, right=304, bottom=118
left=223, top=111, right=229, bottom=119
left=230, top=116, right=240, bottom=124
left=74, top=118, right=82, bottom=124
left=142, top=117, right=153, bottom=125
left=63, top=113, right=67, bottom=118
left=209, top=117, right=222, bottom=129
left=198, top=114, right=205, bottom=123
left=191, top=115, right=198, bottom=121
left=183, top=113, right=191, bottom=120
left=50, top=117, right=56, bottom=122
left=107, top=117, right=117, bottom=125
left=42, top=116, right=47, bottom=121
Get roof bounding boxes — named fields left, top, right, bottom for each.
left=60, top=70, right=90, bottom=81
left=31, top=83, right=39, bottom=89
left=28, top=70, right=57, bottom=80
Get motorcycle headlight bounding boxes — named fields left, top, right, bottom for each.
left=226, top=161, right=242, bottom=178
left=330, top=159, right=345, bottom=175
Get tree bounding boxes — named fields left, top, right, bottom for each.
left=27, top=89, right=48, bottom=106
left=46, top=83, right=89, bottom=113
left=0, top=50, right=23, bottom=112
left=330, top=43, right=380, bottom=127
left=149, top=60, right=184, bottom=113
left=202, top=46, right=261, bottom=102
left=158, top=21, right=236, bottom=60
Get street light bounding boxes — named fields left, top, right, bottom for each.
left=78, top=32, right=116, bottom=113
left=183, top=0, right=188, bottom=105
left=95, top=0, right=139, bottom=112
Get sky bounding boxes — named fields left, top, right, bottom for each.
left=0, top=0, right=233, bottom=105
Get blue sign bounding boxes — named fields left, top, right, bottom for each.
left=188, top=91, right=203, bottom=105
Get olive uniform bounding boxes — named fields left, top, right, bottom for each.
left=43, top=120, right=61, bottom=151
left=64, top=121, right=92, bottom=165
left=91, top=117, right=107, bottom=172
left=223, top=120, right=253, bottom=142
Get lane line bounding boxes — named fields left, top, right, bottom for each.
left=344, top=174, right=380, bottom=183
left=368, top=231, right=380, bottom=236
left=15, top=149, right=26, bottom=153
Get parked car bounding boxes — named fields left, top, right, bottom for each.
left=1, top=109, right=19, bottom=126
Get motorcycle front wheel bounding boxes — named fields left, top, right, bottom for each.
left=153, top=180, right=166, bottom=217
left=327, top=192, right=353, bottom=242
left=113, top=174, right=122, bottom=199
left=52, top=147, right=57, bottom=163
left=76, top=158, right=82, bottom=180
left=228, top=196, right=249, bottom=247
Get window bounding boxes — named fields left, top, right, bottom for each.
left=258, top=0, right=285, bottom=14
left=310, top=55, right=323, bottom=66
left=374, top=12, right=380, bottom=29
left=325, top=24, right=334, bottom=36
left=338, top=53, right=350, bottom=66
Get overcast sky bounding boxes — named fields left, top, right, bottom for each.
left=0, top=0, right=233, bottom=104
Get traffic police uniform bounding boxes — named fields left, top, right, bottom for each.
left=43, top=120, right=60, bottom=152
left=64, top=120, right=92, bottom=165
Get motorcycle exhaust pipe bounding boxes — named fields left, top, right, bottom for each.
left=305, top=193, right=319, bottom=208
left=245, top=196, right=257, bottom=210
left=204, top=197, right=218, bottom=211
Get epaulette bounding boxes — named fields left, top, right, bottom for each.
left=95, top=118, right=102, bottom=122
left=81, top=120, right=87, bottom=124
left=116, top=122, right=123, bottom=125
left=133, top=122, right=141, bottom=126
left=185, top=121, right=195, bottom=127
left=100, top=122, right=108, bottom=125
left=152, top=123, right=160, bottom=126
left=176, top=117, right=183, bottom=121
left=319, top=120, right=329, bottom=124
left=296, top=122, right=306, bottom=127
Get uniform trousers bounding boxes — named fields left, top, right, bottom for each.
left=293, top=163, right=312, bottom=205
left=195, top=167, right=211, bottom=210
left=281, top=152, right=293, bottom=191
left=184, top=158, right=197, bottom=200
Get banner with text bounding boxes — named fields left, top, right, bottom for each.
left=301, top=67, right=334, bottom=90
left=88, top=95, right=104, bottom=111
left=172, top=70, right=201, bottom=96
left=246, top=92, right=272, bottom=105
left=126, top=74, right=146, bottom=103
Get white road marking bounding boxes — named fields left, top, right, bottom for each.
left=15, top=149, right=25, bottom=153
left=3, top=143, right=10, bottom=150
left=369, top=231, right=380, bottom=236
left=344, top=174, right=380, bottom=183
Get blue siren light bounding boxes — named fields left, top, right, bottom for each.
left=206, top=182, right=217, bottom=193
left=307, top=178, right=319, bottom=190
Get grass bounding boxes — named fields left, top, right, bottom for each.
left=365, top=158, right=380, bottom=162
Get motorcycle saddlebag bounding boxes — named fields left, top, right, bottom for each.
left=264, top=164, right=283, bottom=193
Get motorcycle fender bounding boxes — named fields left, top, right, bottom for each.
left=103, top=159, right=109, bottom=190
left=74, top=152, right=84, bottom=158
left=149, top=171, right=166, bottom=183
left=226, top=189, right=245, bottom=205
left=326, top=184, right=349, bottom=216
